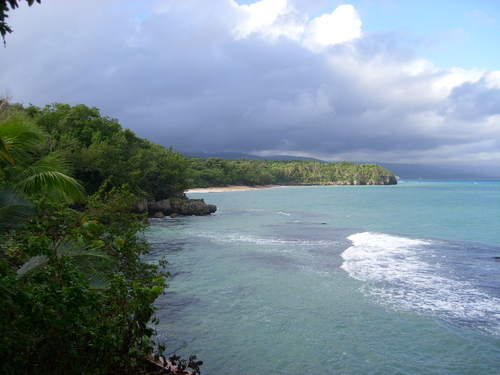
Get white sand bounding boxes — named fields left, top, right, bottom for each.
left=186, top=185, right=280, bottom=193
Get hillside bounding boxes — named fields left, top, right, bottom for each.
left=186, top=157, right=397, bottom=187
left=184, top=152, right=499, bottom=181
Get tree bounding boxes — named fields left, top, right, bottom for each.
left=28, top=103, right=190, bottom=199
left=186, top=157, right=397, bottom=187
left=0, top=110, right=84, bottom=245
left=0, top=112, right=84, bottom=203
left=0, top=184, right=171, bottom=374
left=0, top=0, right=41, bottom=45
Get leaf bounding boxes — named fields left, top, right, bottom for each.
left=0, top=186, right=34, bottom=231
left=1, top=114, right=84, bottom=202
left=17, top=238, right=112, bottom=289
left=16, top=253, right=49, bottom=277
left=8, top=152, right=85, bottom=202
left=0, top=137, right=15, bottom=166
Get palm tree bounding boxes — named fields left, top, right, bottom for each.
left=0, top=113, right=84, bottom=202
left=17, top=238, right=111, bottom=289
left=0, top=113, right=85, bottom=234
left=0, top=112, right=109, bottom=288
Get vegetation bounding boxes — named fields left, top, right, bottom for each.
left=186, top=157, right=397, bottom=188
left=25, top=103, right=190, bottom=200
left=0, top=103, right=201, bottom=374
left=4, top=101, right=395, bottom=197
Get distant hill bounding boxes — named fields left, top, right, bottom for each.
left=182, top=151, right=324, bottom=162
left=375, top=163, right=500, bottom=180
left=182, top=151, right=499, bottom=180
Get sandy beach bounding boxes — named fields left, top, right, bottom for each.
left=186, top=185, right=280, bottom=193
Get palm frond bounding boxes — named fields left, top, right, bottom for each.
left=17, top=238, right=112, bottom=289
left=1, top=117, right=85, bottom=202
left=0, top=137, right=15, bottom=167
left=55, top=238, right=111, bottom=265
left=86, top=270, right=113, bottom=290
left=0, top=114, right=45, bottom=152
left=0, top=115, right=45, bottom=166
left=8, top=152, right=85, bottom=202
left=0, top=187, right=35, bottom=231
left=16, top=254, right=49, bottom=277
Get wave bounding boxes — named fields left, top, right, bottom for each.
left=199, top=231, right=338, bottom=248
left=341, top=232, right=500, bottom=334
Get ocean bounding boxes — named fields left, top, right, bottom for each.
left=145, top=180, right=500, bottom=374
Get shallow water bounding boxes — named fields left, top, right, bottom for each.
left=146, top=181, right=500, bottom=374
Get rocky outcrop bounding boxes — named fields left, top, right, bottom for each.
left=135, top=198, right=217, bottom=217
left=180, top=199, right=217, bottom=215
left=367, top=175, right=398, bottom=185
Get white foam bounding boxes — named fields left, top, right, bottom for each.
left=341, top=232, right=500, bottom=333
left=203, top=232, right=336, bottom=248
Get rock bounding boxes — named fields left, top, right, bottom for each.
left=147, top=200, right=159, bottom=213
left=169, top=199, right=183, bottom=213
left=135, top=197, right=217, bottom=217
left=154, top=211, right=165, bottom=218
left=181, top=199, right=217, bottom=215
left=157, top=199, right=172, bottom=213
left=133, top=199, right=148, bottom=214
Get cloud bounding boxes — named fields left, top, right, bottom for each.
left=0, top=0, right=499, bottom=172
left=445, top=77, right=500, bottom=121
left=303, top=4, right=362, bottom=51
left=232, top=0, right=305, bottom=41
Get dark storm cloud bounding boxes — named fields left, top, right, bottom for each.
left=0, top=0, right=499, bottom=169
left=445, top=78, right=500, bottom=121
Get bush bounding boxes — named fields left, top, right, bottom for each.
left=0, top=185, right=170, bottom=374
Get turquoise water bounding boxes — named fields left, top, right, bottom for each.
left=146, top=181, right=500, bottom=374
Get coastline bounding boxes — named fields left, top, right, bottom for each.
left=186, top=185, right=280, bottom=193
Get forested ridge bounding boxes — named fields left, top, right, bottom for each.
left=187, top=157, right=397, bottom=187
left=21, top=102, right=397, bottom=194
left=26, top=103, right=190, bottom=200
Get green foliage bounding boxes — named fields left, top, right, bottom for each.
left=0, top=186, right=34, bottom=232
left=187, top=157, right=397, bottom=187
left=0, top=112, right=85, bottom=203
left=0, top=112, right=45, bottom=168
left=16, top=238, right=112, bottom=289
left=0, top=105, right=180, bottom=372
left=26, top=103, right=190, bottom=200
left=0, top=186, right=171, bottom=374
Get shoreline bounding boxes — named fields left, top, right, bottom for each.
left=186, top=185, right=280, bottom=193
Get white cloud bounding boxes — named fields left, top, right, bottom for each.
left=234, top=0, right=287, bottom=36
left=232, top=0, right=305, bottom=41
left=231, top=1, right=362, bottom=49
left=303, top=4, right=362, bottom=51
left=431, top=67, right=485, bottom=98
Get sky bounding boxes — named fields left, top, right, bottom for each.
left=1, top=0, right=499, bottom=174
